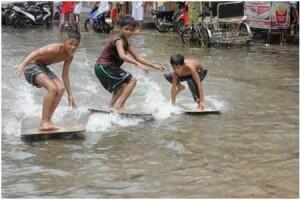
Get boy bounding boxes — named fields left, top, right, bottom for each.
left=16, top=30, right=81, bottom=131
left=94, top=15, right=166, bottom=113
left=164, top=54, right=208, bottom=111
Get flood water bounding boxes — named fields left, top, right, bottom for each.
left=1, top=26, right=299, bottom=198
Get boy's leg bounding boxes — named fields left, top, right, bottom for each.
left=48, top=79, right=65, bottom=127
left=164, top=72, right=185, bottom=95
left=109, top=83, right=126, bottom=108
left=115, top=78, right=137, bottom=113
left=176, top=84, right=185, bottom=95
left=35, top=74, right=60, bottom=130
left=182, top=68, right=207, bottom=102
left=187, top=79, right=200, bottom=102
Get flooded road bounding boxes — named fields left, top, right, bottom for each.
left=2, top=26, right=299, bottom=198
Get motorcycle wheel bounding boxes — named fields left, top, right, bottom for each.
left=102, top=22, right=111, bottom=33
left=84, top=19, right=92, bottom=32
left=181, top=27, right=201, bottom=47
left=174, top=19, right=185, bottom=35
left=5, top=12, right=14, bottom=26
left=13, top=18, right=24, bottom=28
left=45, top=17, right=53, bottom=28
left=155, top=18, right=171, bottom=32
left=13, top=18, right=32, bottom=28
left=199, top=26, right=210, bottom=47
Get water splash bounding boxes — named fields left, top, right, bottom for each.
left=135, top=72, right=181, bottom=119
left=206, top=95, right=227, bottom=110
left=86, top=113, right=143, bottom=132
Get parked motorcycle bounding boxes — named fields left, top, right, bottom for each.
left=84, top=8, right=112, bottom=33
left=151, top=9, right=186, bottom=34
left=2, top=4, right=16, bottom=25
left=10, top=2, right=52, bottom=28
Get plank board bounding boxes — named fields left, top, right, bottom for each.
left=88, top=108, right=154, bottom=120
left=21, top=125, right=85, bottom=140
left=179, top=103, right=221, bottom=115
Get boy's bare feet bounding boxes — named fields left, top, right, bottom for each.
left=48, top=119, right=59, bottom=130
left=39, top=120, right=57, bottom=131
left=117, top=107, right=127, bottom=114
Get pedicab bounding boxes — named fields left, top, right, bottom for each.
left=181, top=1, right=253, bottom=47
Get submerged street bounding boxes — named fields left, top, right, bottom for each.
left=1, top=26, right=299, bottom=198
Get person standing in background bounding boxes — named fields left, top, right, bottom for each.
left=132, top=1, right=144, bottom=30
left=60, top=1, right=76, bottom=40
left=74, top=1, right=82, bottom=31
left=111, top=2, right=120, bottom=25
left=89, top=1, right=110, bottom=31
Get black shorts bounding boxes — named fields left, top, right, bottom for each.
left=24, top=63, right=58, bottom=88
left=94, top=64, right=132, bottom=93
left=164, top=68, right=208, bottom=102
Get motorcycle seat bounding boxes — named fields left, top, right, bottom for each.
left=157, top=10, right=174, bottom=15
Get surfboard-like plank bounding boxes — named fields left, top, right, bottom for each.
left=21, top=125, right=85, bottom=141
left=22, top=125, right=85, bottom=136
left=179, top=103, right=221, bottom=115
left=181, top=109, right=221, bottom=115
left=88, top=108, right=154, bottom=120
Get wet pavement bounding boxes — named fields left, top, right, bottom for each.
left=1, top=26, right=299, bottom=198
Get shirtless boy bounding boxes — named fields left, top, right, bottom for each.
left=16, top=30, right=81, bottom=130
left=164, top=54, right=208, bottom=110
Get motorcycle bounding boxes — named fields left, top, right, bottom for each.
left=151, top=9, right=186, bottom=34
left=2, top=4, right=17, bottom=25
left=10, top=2, right=52, bottom=28
left=84, top=8, right=112, bottom=33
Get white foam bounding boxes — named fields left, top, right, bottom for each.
left=4, top=117, right=22, bottom=137
left=85, top=113, right=143, bottom=133
left=206, top=95, right=227, bottom=110
left=4, top=85, right=39, bottom=136
left=136, top=73, right=181, bottom=119
left=15, top=85, right=40, bottom=117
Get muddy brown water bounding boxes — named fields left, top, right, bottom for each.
left=1, top=26, right=299, bottom=198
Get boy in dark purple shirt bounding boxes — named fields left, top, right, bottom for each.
left=94, top=15, right=166, bottom=113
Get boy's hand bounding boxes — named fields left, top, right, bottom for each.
left=155, top=64, right=167, bottom=72
left=16, top=64, right=25, bottom=77
left=68, top=95, right=78, bottom=109
left=143, top=68, right=149, bottom=73
left=198, top=101, right=206, bottom=111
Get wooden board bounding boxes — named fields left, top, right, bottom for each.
left=88, top=108, right=154, bottom=120
left=21, top=124, right=85, bottom=140
left=179, top=104, right=221, bottom=115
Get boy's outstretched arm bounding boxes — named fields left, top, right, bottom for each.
left=128, top=45, right=166, bottom=72
left=191, top=68, right=205, bottom=110
left=16, top=46, right=51, bottom=77
left=115, top=40, right=149, bottom=72
left=62, top=56, right=77, bottom=109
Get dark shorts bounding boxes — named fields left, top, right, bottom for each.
left=94, top=64, right=132, bottom=93
left=164, top=68, right=208, bottom=102
left=24, top=63, right=58, bottom=88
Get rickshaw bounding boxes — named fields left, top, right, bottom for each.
left=181, top=1, right=253, bottom=47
